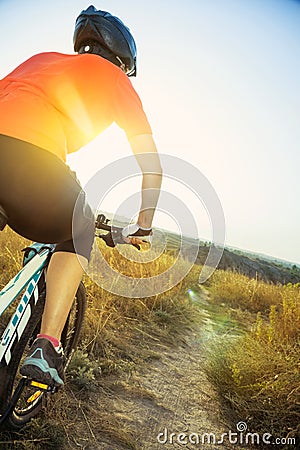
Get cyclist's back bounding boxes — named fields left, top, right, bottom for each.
left=0, top=51, right=151, bottom=161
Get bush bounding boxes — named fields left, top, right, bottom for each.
left=205, top=269, right=285, bottom=314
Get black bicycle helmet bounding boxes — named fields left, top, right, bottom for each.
left=73, top=5, right=137, bottom=76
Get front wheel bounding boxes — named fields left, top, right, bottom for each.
left=0, top=281, right=86, bottom=430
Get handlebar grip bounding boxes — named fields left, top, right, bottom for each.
left=95, top=215, right=147, bottom=251
left=98, top=231, right=141, bottom=250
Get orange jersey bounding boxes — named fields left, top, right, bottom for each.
left=0, top=52, right=152, bottom=161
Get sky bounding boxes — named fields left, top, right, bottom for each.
left=0, top=0, right=299, bottom=264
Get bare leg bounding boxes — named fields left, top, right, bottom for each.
left=40, top=252, right=87, bottom=341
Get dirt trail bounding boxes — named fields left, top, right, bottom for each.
left=105, top=332, right=233, bottom=450
left=78, top=314, right=236, bottom=449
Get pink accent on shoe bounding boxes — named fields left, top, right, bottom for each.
left=37, top=333, right=60, bottom=348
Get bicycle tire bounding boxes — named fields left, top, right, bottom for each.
left=0, top=279, right=86, bottom=430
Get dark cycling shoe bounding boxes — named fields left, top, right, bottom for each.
left=20, top=338, right=65, bottom=387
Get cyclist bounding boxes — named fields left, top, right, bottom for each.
left=0, top=5, right=162, bottom=386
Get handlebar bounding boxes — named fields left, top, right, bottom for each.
left=95, top=214, right=148, bottom=250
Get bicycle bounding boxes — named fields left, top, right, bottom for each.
left=0, top=204, right=87, bottom=429
left=0, top=207, right=143, bottom=430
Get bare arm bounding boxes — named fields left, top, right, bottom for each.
left=128, top=134, right=162, bottom=229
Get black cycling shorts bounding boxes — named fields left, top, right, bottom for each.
left=0, top=134, right=95, bottom=260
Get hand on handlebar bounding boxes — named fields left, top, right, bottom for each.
left=122, top=223, right=152, bottom=245
left=101, top=223, right=152, bottom=250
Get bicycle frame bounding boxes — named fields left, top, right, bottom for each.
left=0, top=245, right=54, bottom=367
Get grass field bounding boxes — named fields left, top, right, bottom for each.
left=0, top=228, right=299, bottom=448
left=204, top=270, right=300, bottom=446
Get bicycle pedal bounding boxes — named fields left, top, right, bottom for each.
left=27, top=390, right=43, bottom=404
left=29, top=380, right=49, bottom=390
left=28, top=379, right=58, bottom=394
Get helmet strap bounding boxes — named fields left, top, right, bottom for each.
left=115, top=56, right=126, bottom=73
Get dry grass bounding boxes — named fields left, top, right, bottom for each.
left=205, top=269, right=286, bottom=314
left=0, top=227, right=29, bottom=286
left=206, top=270, right=300, bottom=444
